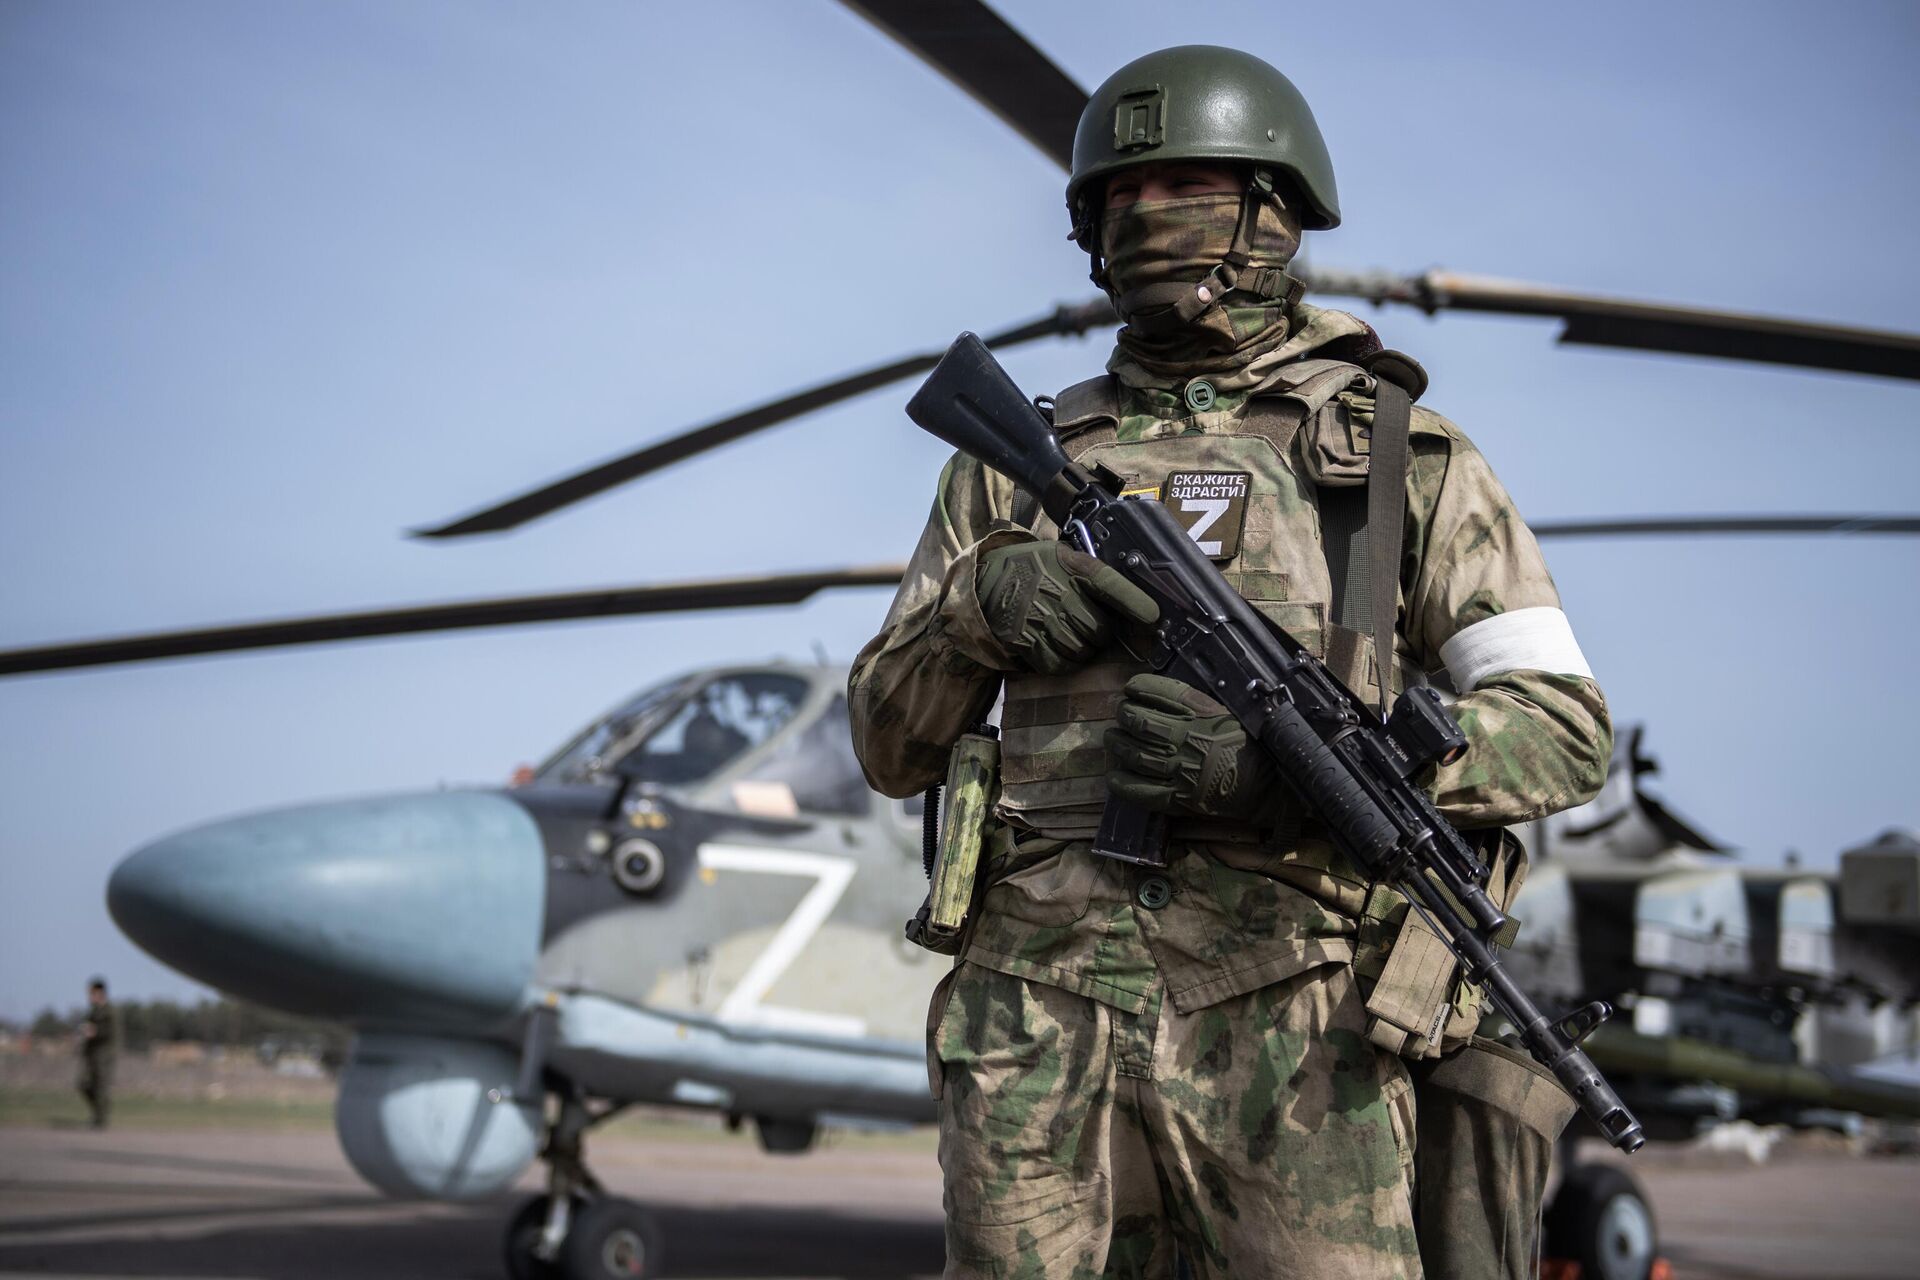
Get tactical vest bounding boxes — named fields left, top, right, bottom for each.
left=997, top=359, right=1414, bottom=840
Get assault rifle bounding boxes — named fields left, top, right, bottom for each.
left=905, top=332, right=1645, bottom=1153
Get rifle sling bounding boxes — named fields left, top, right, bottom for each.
left=1366, top=376, right=1411, bottom=719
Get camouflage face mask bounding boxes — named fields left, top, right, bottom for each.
left=1101, top=191, right=1302, bottom=369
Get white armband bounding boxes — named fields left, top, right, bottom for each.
left=1439, top=606, right=1594, bottom=692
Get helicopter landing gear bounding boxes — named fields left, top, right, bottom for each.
left=1542, top=1135, right=1659, bottom=1280
left=561, top=1198, right=665, bottom=1279
left=503, top=1095, right=666, bottom=1280
left=504, top=1194, right=572, bottom=1280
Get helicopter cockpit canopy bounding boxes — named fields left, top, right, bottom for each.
left=536, top=675, right=693, bottom=782
left=619, top=672, right=809, bottom=786
left=536, top=671, right=812, bottom=790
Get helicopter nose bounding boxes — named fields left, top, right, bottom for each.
left=108, top=791, right=545, bottom=1028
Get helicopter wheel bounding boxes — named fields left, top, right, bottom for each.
left=503, top=1194, right=579, bottom=1280
left=1543, top=1162, right=1658, bottom=1280
left=559, top=1197, right=665, bottom=1280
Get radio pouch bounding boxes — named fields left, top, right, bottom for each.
left=905, top=729, right=1001, bottom=955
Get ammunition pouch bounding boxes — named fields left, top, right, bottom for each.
left=1412, top=1036, right=1578, bottom=1280
left=905, top=730, right=1002, bottom=955
left=1353, top=829, right=1527, bottom=1059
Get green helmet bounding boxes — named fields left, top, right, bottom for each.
left=1066, top=45, right=1341, bottom=237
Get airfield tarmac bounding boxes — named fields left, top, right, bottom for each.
left=2, top=1123, right=1919, bottom=1280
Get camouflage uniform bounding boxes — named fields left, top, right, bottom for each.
left=852, top=60, right=1608, bottom=1276
left=931, top=958, right=1419, bottom=1279
left=854, top=285, right=1607, bottom=1275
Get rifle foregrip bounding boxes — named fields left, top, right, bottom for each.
left=1256, top=700, right=1400, bottom=862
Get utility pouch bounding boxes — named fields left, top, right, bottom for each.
left=905, top=729, right=1001, bottom=955
left=1411, top=1035, right=1578, bottom=1280
left=1355, top=829, right=1528, bottom=1058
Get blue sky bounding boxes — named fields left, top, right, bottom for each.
left=2, top=0, right=1916, bottom=1020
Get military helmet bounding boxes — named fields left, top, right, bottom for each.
left=1066, top=45, right=1340, bottom=234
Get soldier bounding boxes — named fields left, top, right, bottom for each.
left=77, top=977, right=117, bottom=1129
left=851, top=45, right=1610, bottom=1280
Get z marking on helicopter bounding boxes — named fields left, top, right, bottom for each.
left=697, top=843, right=864, bottom=1039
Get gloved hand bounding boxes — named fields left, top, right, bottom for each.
left=1104, top=673, right=1282, bottom=822
left=975, top=541, right=1159, bottom=674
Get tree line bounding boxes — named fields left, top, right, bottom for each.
left=20, top=997, right=350, bottom=1059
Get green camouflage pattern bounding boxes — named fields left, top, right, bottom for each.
left=1110, top=299, right=1371, bottom=400
left=858, top=297, right=1602, bottom=1274
left=932, top=959, right=1419, bottom=1279
left=1100, top=192, right=1300, bottom=372
left=928, top=732, right=1001, bottom=933
left=999, top=422, right=1333, bottom=836
left=962, top=836, right=1359, bottom=1018
left=854, top=311, right=1608, bottom=771
left=851, top=306, right=1610, bottom=1017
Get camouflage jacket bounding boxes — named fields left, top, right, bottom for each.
left=851, top=307, right=1611, bottom=1015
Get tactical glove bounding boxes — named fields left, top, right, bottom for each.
left=1104, top=673, right=1283, bottom=822
left=975, top=541, right=1159, bottom=674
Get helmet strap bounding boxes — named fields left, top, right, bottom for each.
left=1072, top=195, right=1113, bottom=292
left=1170, top=166, right=1278, bottom=320
left=1109, top=167, right=1297, bottom=323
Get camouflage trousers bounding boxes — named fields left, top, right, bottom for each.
left=930, top=959, right=1421, bottom=1279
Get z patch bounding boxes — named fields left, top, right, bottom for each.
left=1162, top=470, right=1251, bottom=560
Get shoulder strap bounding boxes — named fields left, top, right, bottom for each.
left=1366, top=376, right=1410, bottom=719
left=1319, top=352, right=1419, bottom=718
left=1321, top=485, right=1371, bottom=634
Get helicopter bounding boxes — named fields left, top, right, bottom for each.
left=1499, top=734, right=1920, bottom=1280
left=102, top=659, right=951, bottom=1278
left=4, top=2, right=1920, bottom=1278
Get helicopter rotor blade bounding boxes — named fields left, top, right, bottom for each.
left=839, top=0, right=1084, bottom=170
left=412, top=299, right=1115, bottom=539
left=0, top=566, right=908, bottom=678
left=1533, top=514, right=1920, bottom=539
left=12, top=512, right=1914, bottom=677
left=1299, top=267, right=1920, bottom=382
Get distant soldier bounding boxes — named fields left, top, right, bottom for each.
left=77, top=977, right=116, bottom=1129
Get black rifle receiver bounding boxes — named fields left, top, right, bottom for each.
left=905, top=332, right=1645, bottom=1154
